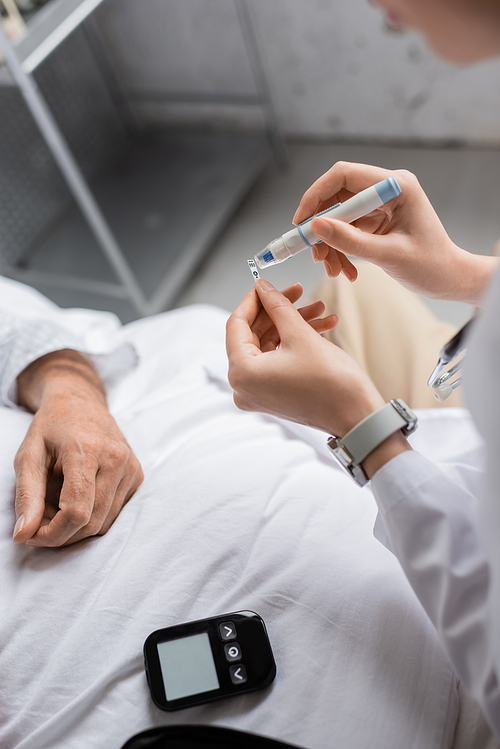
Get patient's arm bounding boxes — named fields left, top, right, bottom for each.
left=13, top=349, right=144, bottom=547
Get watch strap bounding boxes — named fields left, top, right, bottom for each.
left=341, top=401, right=408, bottom=464
left=327, top=399, right=417, bottom=487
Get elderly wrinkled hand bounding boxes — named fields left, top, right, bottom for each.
left=12, top=350, right=144, bottom=548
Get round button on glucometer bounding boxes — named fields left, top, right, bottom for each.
left=224, top=642, right=242, bottom=662
left=219, top=621, right=236, bottom=641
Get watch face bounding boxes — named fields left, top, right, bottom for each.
left=144, top=611, right=276, bottom=711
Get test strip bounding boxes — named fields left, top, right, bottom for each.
left=247, top=259, right=260, bottom=284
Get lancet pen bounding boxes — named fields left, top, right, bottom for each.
left=254, top=177, right=402, bottom=269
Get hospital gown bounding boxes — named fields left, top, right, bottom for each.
left=0, top=308, right=82, bottom=408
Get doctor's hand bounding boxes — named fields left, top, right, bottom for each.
left=250, top=281, right=338, bottom=351
left=294, top=161, right=497, bottom=307
left=227, top=279, right=385, bottom=438
left=12, top=350, right=144, bottom=548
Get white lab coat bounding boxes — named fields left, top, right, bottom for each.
left=372, top=264, right=500, bottom=738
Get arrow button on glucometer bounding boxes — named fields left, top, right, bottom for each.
left=219, top=621, right=236, bottom=641
left=229, top=664, right=247, bottom=685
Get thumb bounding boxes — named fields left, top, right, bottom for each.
left=13, top=442, right=48, bottom=542
left=311, top=216, right=382, bottom=261
left=255, top=279, right=307, bottom=338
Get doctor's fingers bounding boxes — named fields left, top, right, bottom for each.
left=13, top=436, right=50, bottom=543
left=311, top=243, right=358, bottom=281
left=229, top=281, right=303, bottom=360
left=251, top=283, right=303, bottom=340
left=254, top=279, right=313, bottom=340
left=258, top=297, right=322, bottom=346
left=226, top=285, right=275, bottom=366
left=310, top=217, right=397, bottom=270
left=293, top=161, right=394, bottom=225
left=227, top=282, right=315, bottom=369
left=259, top=301, right=337, bottom=352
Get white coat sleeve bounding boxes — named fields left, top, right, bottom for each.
left=371, top=449, right=500, bottom=737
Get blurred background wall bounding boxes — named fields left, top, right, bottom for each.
left=97, top=0, right=500, bottom=145
left=3, top=0, right=500, bottom=323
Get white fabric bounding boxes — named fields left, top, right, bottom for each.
left=0, top=276, right=137, bottom=407
left=0, top=277, right=485, bottom=749
left=372, top=264, right=500, bottom=741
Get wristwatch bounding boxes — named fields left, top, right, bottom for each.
left=327, top=399, right=418, bottom=487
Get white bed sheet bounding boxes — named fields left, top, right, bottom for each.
left=0, top=281, right=491, bottom=749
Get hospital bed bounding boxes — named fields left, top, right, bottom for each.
left=0, top=276, right=496, bottom=749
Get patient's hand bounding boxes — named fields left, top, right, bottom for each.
left=12, top=350, right=144, bottom=547
left=293, top=161, right=497, bottom=307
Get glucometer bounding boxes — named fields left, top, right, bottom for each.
left=143, top=611, right=276, bottom=711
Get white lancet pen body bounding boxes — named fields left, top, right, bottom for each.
left=254, top=177, right=402, bottom=269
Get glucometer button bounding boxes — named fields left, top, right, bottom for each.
left=224, top=642, right=242, bottom=662
left=229, top=664, right=247, bottom=685
left=219, top=621, right=237, bottom=641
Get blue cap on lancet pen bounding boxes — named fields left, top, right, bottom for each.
left=375, top=176, right=401, bottom=204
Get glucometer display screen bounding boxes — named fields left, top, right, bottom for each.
left=157, top=632, right=220, bottom=701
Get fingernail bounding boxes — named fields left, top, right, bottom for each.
left=13, top=514, right=25, bottom=540
left=343, top=270, right=355, bottom=283
left=257, top=278, right=274, bottom=291
left=311, top=217, right=333, bottom=241
left=311, top=245, right=319, bottom=262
